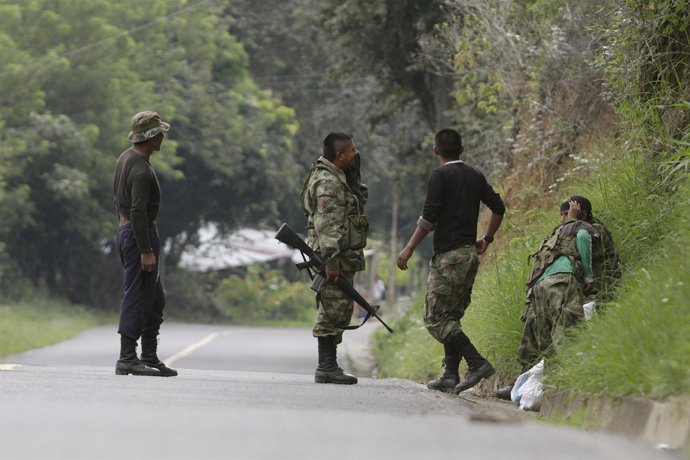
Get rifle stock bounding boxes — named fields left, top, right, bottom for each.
left=275, top=223, right=393, bottom=334
left=275, top=224, right=324, bottom=265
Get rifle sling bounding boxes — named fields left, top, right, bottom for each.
left=313, top=283, right=375, bottom=331
left=299, top=250, right=390, bottom=332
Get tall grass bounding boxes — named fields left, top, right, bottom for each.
left=374, top=139, right=690, bottom=398
left=463, top=233, right=540, bottom=375
left=372, top=294, right=441, bottom=382
left=369, top=0, right=690, bottom=401
left=0, top=298, right=112, bottom=357
left=548, top=178, right=690, bottom=399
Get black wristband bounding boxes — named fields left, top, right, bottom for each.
left=482, top=235, right=494, bottom=243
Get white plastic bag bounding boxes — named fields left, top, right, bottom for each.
left=583, top=301, right=596, bottom=321
left=510, top=359, right=544, bottom=411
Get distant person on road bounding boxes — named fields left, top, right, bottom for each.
left=353, top=279, right=368, bottom=320
left=113, top=111, right=177, bottom=377
left=396, top=128, right=505, bottom=394
left=301, top=132, right=369, bottom=385
left=496, top=198, right=594, bottom=400
left=373, top=275, right=386, bottom=304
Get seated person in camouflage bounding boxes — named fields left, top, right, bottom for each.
left=568, top=195, right=621, bottom=302
left=496, top=198, right=594, bottom=399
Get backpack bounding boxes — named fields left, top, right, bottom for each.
left=526, top=219, right=594, bottom=288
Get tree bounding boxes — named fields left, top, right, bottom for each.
left=0, top=0, right=301, bottom=306
left=313, top=0, right=451, bottom=128
left=0, top=113, right=114, bottom=300
left=417, top=0, right=617, bottom=191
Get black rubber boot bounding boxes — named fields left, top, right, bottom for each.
left=116, top=335, right=160, bottom=376
left=449, top=332, right=495, bottom=393
left=141, top=332, right=178, bottom=377
left=314, top=336, right=357, bottom=385
left=427, top=343, right=460, bottom=392
left=495, top=383, right=514, bottom=400
left=455, top=362, right=496, bottom=393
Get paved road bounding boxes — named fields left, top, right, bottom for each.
left=0, top=323, right=682, bottom=460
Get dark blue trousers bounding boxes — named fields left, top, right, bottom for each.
left=116, top=224, right=165, bottom=340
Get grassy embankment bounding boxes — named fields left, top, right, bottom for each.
left=373, top=127, right=690, bottom=399
left=0, top=297, right=113, bottom=357
left=374, top=0, right=690, bottom=400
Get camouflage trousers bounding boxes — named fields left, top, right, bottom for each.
left=424, top=246, right=479, bottom=343
left=517, top=273, right=585, bottom=366
left=312, top=271, right=355, bottom=344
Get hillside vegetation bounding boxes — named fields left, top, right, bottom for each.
left=374, top=0, right=690, bottom=400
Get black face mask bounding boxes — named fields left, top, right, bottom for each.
left=346, top=153, right=362, bottom=188
left=350, top=153, right=361, bottom=172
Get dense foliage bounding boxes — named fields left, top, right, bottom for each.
left=0, top=0, right=299, bottom=305
left=374, top=0, right=690, bottom=399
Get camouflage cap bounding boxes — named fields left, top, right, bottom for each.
left=127, top=111, right=170, bottom=143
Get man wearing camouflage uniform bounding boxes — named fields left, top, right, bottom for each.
left=397, top=128, right=505, bottom=394
left=302, top=132, right=368, bottom=385
left=496, top=198, right=594, bottom=399
left=113, top=111, right=177, bottom=377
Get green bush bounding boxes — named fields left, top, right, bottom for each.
left=164, top=269, right=224, bottom=322
left=214, top=265, right=314, bottom=325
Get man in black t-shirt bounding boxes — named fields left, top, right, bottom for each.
left=113, top=111, right=176, bottom=377
left=397, top=128, right=505, bottom=393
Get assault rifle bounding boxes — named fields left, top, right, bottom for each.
left=275, top=223, right=393, bottom=334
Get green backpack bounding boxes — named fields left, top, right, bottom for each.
left=526, top=220, right=593, bottom=288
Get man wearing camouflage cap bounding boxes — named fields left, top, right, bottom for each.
left=113, top=111, right=176, bottom=377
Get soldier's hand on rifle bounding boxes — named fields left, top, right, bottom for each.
left=325, top=267, right=341, bottom=283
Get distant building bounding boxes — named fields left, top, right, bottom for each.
left=179, top=224, right=379, bottom=297
left=179, top=225, right=304, bottom=271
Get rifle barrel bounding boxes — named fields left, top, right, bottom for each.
left=335, top=278, right=394, bottom=334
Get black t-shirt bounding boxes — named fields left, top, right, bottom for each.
left=422, top=160, right=505, bottom=254
left=113, top=148, right=161, bottom=252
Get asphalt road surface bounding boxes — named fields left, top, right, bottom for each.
left=0, top=323, right=682, bottom=460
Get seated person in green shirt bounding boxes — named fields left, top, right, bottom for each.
left=496, top=198, right=594, bottom=400
left=569, top=195, right=621, bottom=302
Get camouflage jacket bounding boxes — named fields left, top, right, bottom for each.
left=301, top=156, right=369, bottom=272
